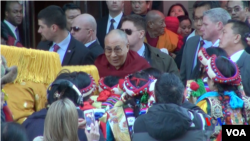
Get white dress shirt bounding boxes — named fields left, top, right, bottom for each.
left=137, top=44, right=145, bottom=57
left=192, top=38, right=220, bottom=69
left=85, top=40, right=96, bottom=48
left=49, top=33, right=71, bottom=64
left=106, top=12, right=123, bottom=34
left=230, top=50, right=244, bottom=63
left=4, top=20, right=18, bottom=39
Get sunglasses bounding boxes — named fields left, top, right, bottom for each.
left=120, top=29, right=134, bottom=35
left=71, top=26, right=81, bottom=32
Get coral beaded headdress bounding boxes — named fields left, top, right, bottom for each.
left=198, top=47, right=241, bottom=85
left=80, top=74, right=97, bottom=96
left=121, top=73, right=157, bottom=108
left=98, top=77, right=123, bottom=95
left=206, top=55, right=241, bottom=86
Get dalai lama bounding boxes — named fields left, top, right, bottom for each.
left=145, top=10, right=179, bottom=53
left=95, top=29, right=150, bottom=78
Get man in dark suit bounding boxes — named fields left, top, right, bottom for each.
left=97, top=1, right=124, bottom=48
left=219, top=20, right=250, bottom=96
left=2, top=1, right=23, bottom=45
left=36, top=5, right=94, bottom=66
left=120, top=14, right=180, bottom=77
left=227, top=1, right=250, bottom=54
left=71, top=14, right=103, bottom=60
left=180, top=8, right=231, bottom=86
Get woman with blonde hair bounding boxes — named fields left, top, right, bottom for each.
left=44, top=98, right=79, bottom=141
left=34, top=98, right=100, bottom=141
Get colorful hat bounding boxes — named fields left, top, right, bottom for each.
left=121, top=74, right=157, bottom=108
left=206, top=55, right=241, bottom=86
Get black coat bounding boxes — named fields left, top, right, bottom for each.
left=88, top=40, right=104, bottom=60
left=96, top=14, right=124, bottom=48
left=37, top=36, right=94, bottom=66
left=22, top=108, right=105, bottom=141
left=0, top=108, right=5, bottom=124
left=132, top=103, right=214, bottom=141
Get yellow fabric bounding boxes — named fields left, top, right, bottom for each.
left=1, top=45, right=61, bottom=124
left=1, top=45, right=61, bottom=85
left=145, top=28, right=178, bottom=53
left=61, top=65, right=100, bottom=95
left=197, top=100, right=208, bottom=114
left=4, top=81, right=47, bottom=124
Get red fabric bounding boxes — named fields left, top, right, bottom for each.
left=6, top=35, right=23, bottom=47
left=216, top=130, right=222, bottom=141
left=164, top=17, right=183, bottom=52
left=146, top=32, right=159, bottom=47
left=100, top=121, right=106, bottom=139
left=95, top=50, right=150, bottom=78
left=175, top=35, right=184, bottom=52
left=3, top=105, right=13, bottom=122
left=80, top=101, right=95, bottom=111
left=165, top=16, right=179, bottom=33
left=97, top=90, right=112, bottom=102
left=190, top=82, right=199, bottom=91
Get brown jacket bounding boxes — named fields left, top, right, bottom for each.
left=144, top=43, right=180, bottom=77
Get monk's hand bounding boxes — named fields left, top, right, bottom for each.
left=171, top=53, right=177, bottom=59
left=78, top=118, right=86, bottom=129
left=0, top=90, right=4, bottom=109
left=85, top=121, right=100, bottom=141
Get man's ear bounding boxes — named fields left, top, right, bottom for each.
left=5, top=11, right=8, bottom=18
left=217, top=22, right=224, bottom=31
left=139, top=30, right=145, bottom=39
left=148, top=21, right=153, bottom=28
left=51, top=24, right=58, bottom=32
left=234, top=34, right=241, bottom=44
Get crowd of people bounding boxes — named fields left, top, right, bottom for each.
left=1, top=1, right=250, bottom=141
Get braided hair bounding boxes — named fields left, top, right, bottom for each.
left=213, top=57, right=248, bottom=125
left=124, top=71, right=149, bottom=118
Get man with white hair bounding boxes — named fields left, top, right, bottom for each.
left=71, top=14, right=104, bottom=59
left=180, top=8, right=231, bottom=85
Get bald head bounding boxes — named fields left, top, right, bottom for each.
left=105, top=29, right=128, bottom=45
left=145, top=10, right=165, bottom=23
left=145, top=10, right=166, bottom=37
left=73, top=13, right=97, bottom=32
left=71, top=14, right=97, bottom=44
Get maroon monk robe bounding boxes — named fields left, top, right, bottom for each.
left=95, top=50, right=151, bottom=78
left=146, top=32, right=159, bottom=47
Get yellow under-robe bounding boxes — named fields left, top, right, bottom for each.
left=145, top=28, right=179, bottom=53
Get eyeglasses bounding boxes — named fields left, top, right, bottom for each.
left=193, top=17, right=203, bottom=23
left=104, top=47, right=123, bottom=55
left=71, top=26, right=81, bottom=32
left=227, top=6, right=242, bottom=13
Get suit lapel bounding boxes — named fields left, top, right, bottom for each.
left=190, top=36, right=200, bottom=69
left=117, top=14, right=125, bottom=29
left=236, top=51, right=247, bottom=69
left=88, top=40, right=98, bottom=50
left=2, top=22, right=16, bottom=39
left=102, top=16, right=109, bottom=39
left=62, top=37, right=75, bottom=66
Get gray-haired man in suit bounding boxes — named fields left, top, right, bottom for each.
left=219, top=20, right=250, bottom=96
left=180, top=8, right=231, bottom=86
